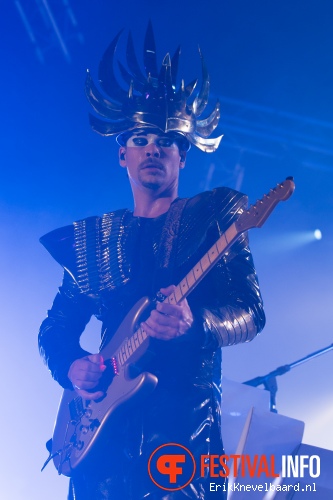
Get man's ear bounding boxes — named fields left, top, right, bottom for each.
left=179, top=150, right=187, bottom=169
left=119, top=147, right=126, bottom=167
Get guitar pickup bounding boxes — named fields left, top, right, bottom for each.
left=69, top=396, right=85, bottom=422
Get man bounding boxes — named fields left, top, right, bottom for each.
left=39, top=24, right=265, bottom=499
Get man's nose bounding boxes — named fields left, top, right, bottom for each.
left=145, top=142, right=161, bottom=157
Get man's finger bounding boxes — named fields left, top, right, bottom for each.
left=156, top=301, right=183, bottom=318
left=159, top=285, right=176, bottom=296
left=150, top=309, right=178, bottom=327
left=87, top=353, right=105, bottom=366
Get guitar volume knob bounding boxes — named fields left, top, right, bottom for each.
left=75, top=440, right=84, bottom=450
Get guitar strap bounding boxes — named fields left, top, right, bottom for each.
left=155, top=197, right=188, bottom=287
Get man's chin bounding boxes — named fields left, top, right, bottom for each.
left=139, top=171, right=164, bottom=190
left=141, top=180, right=161, bottom=190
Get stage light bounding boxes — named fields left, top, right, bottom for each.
left=259, top=229, right=323, bottom=254
left=314, top=229, right=322, bottom=240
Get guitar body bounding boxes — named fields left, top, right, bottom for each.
left=52, top=296, right=158, bottom=476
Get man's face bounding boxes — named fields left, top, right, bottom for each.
left=119, top=130, right=186, bottom=194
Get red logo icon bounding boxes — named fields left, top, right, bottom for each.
left=148, top=443, right=196, bottom=491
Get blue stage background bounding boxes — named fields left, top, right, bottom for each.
left=1, top=1, right=333, bottom=498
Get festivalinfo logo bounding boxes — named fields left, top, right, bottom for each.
left=148, top=443, right=320, bottom=492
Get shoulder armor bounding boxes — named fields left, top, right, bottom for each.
left=40, top=210, right=130, bottom=294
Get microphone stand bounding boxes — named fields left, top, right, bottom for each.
left=243, top=343, right=333, bottom=413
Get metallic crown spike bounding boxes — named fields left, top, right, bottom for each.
left=86, top=71, right=122, bottom=118
left=191, top=48, right=210, bottom=117
left=85, top=23, right=223, bottom=152
left=159, top=53, right=173, bottom=93
left=144, top=20, right=158, bottom=78
left=126, top=31, right=146, bottom=85
left=170, top=46, right=181, bottom=87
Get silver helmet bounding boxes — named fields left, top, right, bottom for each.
left=85, top=22, right=223, bottom=153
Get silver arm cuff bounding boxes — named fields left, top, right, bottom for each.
left=202, top=306, right=258, bottom=347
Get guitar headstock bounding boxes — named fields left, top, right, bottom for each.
left=236, top=177, right=295, bottom=232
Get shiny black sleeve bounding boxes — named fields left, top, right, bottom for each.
left=38, top=270, right=97, bottom=389
left=196, top=233, right=266, bottom=349
left=184, top=190, right=266, bottom=349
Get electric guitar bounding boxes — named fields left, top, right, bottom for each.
left=50, top=177, right=295, bottom=476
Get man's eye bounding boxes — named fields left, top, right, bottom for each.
left=157, top=138, right=174, bottom=147
left=133, top=138, right=148, bottom=146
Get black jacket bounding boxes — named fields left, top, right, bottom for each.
left=39, top=187, right=265, bottom=499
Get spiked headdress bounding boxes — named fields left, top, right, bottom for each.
left=85, top=22, right=223, bottom=153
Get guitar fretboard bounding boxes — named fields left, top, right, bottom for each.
left=117, top=324, right=148, bottom=366
left=165, top=221, right=238, bottom=306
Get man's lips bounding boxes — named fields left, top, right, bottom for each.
left=140, top=160, right=164, bottom=170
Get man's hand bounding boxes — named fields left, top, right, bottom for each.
left=68, top=353, right=106, bottom=400
left=142, top=285, right=194, bottom=341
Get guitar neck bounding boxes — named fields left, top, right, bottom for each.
left=164, top=221, right=239, bottom=306
left=164, top=177, right=295, bottom=307
left=115, top=176, right=296, bottom=367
